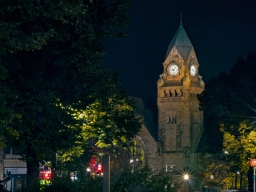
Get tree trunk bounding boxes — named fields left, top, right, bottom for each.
left=26, top=147, right=39, bottom=189
left=51, top=153, right=56, bottom=181
left=248, top=167, right=253, bottom=192
left=240, top=172, right=243, bottom=190
left=235, top=173, right=238, bottom=189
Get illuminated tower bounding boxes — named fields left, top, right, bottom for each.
left=157, top=20, right=204, bottom=173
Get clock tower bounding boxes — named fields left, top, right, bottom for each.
left=157, top=22, right=204, bottom=173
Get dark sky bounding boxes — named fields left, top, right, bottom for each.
left=102, top=0, right=256, bottom=101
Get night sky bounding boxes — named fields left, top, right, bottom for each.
left=102, top=0, right=256, bottom=101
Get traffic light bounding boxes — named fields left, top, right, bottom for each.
left=96, top=164, right=102, bottom=173
left=43, top=172, right=51, bottom=179
left=92, top=162, right=103, bottom=176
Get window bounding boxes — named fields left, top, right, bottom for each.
left=5, top=147, right=18, bottom=155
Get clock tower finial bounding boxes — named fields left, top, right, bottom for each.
left=180, top=13, right=182, bottom=25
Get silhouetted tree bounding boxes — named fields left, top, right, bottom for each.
left=199, top=52, right=256, bottom=190
left=0, top=0, right=138, bottom=187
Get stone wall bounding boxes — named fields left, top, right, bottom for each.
left=136, top=125, right=160, bottom=171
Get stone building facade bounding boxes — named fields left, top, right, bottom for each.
left=135, top=23, right=204, bottom=174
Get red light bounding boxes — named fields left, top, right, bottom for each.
left=97, top=164, right=102, bottom=172
left=43, top=172, right=51, bottom=179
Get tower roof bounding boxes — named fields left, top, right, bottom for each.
left=165, top=24, right=193, bottom=61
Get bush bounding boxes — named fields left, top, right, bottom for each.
left=111, top=165, right=175, bottom=192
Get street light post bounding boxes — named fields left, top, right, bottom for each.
left=250, top=159, right=256, bottom=192
left=235, top=171, right=240, bottom=189
left=184, top=174, right=189, bottom=192
left=254, top=167, right=256, bottom=192
left=103, top=155, right=110, bottom=192
left=205, top=186, right=208, bottom=192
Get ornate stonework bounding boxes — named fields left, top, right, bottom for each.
left=157, top=24, right=204, bottom=173
left=134, top=23, right=204, bottom=174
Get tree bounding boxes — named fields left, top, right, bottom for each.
left=0, top=0, right=136, bottom=186
left=76, top=72, right=141, bottom=148
left=111, top=165, right=175, bottom=192
left=199, top=52, right=256, bottom=190
left=197, top=121, right=256, bottom=190
left=197, top=152, right=229, bottom=189
left=0, top=64, right=15, bottom=145
left=198, top=72, right=230, bottom=153
left=199, top=52, right=256, bottom=152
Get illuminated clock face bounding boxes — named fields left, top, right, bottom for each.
left=169, top=64, right=179, bottom=76
left=190, top=65, right=196, bottom=76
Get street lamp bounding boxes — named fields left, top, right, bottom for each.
left=130, top=158, right=139, bottom=164
left=235, top=171, right=240, bottom=189
left=183, top=174, right=189, bottom=192
left=184, top=174, right=189, bottom=180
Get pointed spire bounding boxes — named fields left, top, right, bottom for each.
left=165, top=15, right=193, bottom=61
left=180, top=13, right=182, bottom=25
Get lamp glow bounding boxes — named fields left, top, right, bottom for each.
left=183, top=174, right=189, bottom=180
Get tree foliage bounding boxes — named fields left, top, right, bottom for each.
left=72, top=72, right=141, bottom=149
left=0, top=0, right=138, bottom=185
left=199, top=52, right=256, bottom=153
left=221, top=121, right=256, bottom=173
left=111, top=165, right=175, bottom=192
left=198, top=52, right=256, bottom=190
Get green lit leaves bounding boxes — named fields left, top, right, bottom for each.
left=77, top=95, right=141, bottom=148
left=221, top=121, right=256, bottom=173
left=0, top=0, right=133, bottom=183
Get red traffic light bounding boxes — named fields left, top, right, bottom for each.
left=96, top=164, right=102, bottom=173
left=43, top=172, right=51, bottom=179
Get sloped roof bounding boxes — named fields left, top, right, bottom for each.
left=131, top=97, right=158, bottom=141
left=165, top=24, right=193, bottom=61
left=195, top=128, right=206, bottom=153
